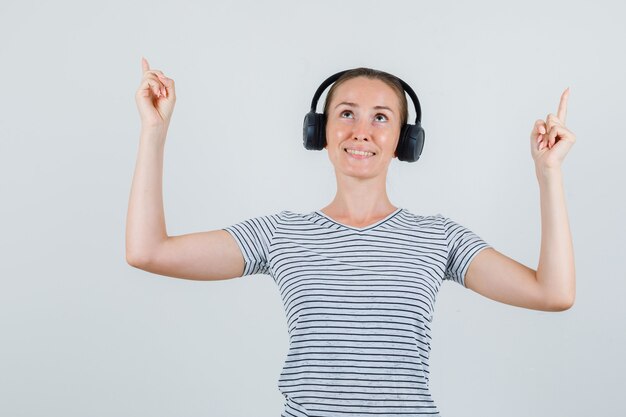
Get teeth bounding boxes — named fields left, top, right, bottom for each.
left=346, top=149, right=374, bottom=156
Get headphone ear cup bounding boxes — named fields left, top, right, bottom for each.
left=396, top=123, right=425, bottom=162
left=303, top=112, right=326, bottom=150
left=396, top=125, right=408, bottom=158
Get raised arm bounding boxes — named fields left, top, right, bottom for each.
left=125, top=57, right=244, bottom=281
left=464, top=88, right=576, bottom=311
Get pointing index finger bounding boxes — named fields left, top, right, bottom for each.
left=141, top=56, right=150, bottom=73
left=557, top=87, right=569, bottom=123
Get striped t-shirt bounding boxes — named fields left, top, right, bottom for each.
left=223, top=207, right=491, bottom=417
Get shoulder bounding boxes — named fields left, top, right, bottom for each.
left=275, top=209, right=314, bottom=222
left=266, top=209, right=321, bottom=231
left=398, top=208, right=445, bottom=230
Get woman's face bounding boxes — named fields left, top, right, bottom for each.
left=324, top=76, right=402, bottom=180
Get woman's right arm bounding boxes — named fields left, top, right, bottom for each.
left=125, top=57, right=244, bottom=281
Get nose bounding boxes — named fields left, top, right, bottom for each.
left=352, top=116, right=371, bottom=141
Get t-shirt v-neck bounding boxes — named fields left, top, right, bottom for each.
left=312, top=207, right=404, bottom=232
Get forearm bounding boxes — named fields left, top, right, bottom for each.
left=535, top=167, right=576, bottom=308
left=125, top=127, right=169, bottom=265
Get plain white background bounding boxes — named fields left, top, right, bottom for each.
left=1, top=0, right=624, bottom=416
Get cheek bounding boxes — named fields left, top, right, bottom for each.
left=326, top=121, right=348, bottom=139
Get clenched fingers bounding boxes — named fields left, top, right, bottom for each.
left=141, top=57, right=171, bottom=98
left=140, top=74, right=166, bottom=98
left=155, top=72, right=174, bottom=97
left=532, top=119, right=547, bottom=140
left=533, top=119, right=547, bottom=135
left=546, top=124, right=571, bottom=149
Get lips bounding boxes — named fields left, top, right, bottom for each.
left=344, top=149, right=375, bottom=159
left=344, top=147, right=376, bottom=155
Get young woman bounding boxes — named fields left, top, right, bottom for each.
left=126, top=57, right=576, bottom=416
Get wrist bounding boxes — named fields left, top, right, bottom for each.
left=535, top=165, right=563, bottom=182
left=140, top=125, right=168, bottom=143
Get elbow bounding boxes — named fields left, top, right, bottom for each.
left=125, top=240, right=156, bottom=269
left=546, top=292, right=575, bottom=312
left=552, top=297, right=574, bottom=312
left=538, top=272, right=576, bottom=312
left=563, top=292, right=576, bottom=310
left=126, top=250, right=150, bottom=269
left=126, top=238, right=167, bottom=269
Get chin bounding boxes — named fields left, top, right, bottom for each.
left=337, top=165, right=385, bottom=180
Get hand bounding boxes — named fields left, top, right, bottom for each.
left=530, top=88, right=576, bottom=172
left=135, top=57, right=176, bottom=129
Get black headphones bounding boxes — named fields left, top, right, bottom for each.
left=303, top=69, right=425, bottom=162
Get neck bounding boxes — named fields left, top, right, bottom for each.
left=320, top=171, right=397, bottom=222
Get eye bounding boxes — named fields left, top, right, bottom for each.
left=374, top=114, right=388, bottom=122
left=340, top=110, right=353, bottom=119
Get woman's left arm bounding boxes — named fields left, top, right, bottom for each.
left=464, top=88, right=576, bottom=311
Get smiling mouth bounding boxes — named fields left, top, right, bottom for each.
left=344, top=148, right=376, bottom=157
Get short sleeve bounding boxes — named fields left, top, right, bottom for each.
left=439, top=214, right=491, bottom=287
left=222, top=212, right=282, bottom=277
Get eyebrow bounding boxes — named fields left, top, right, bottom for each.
left=334, top=101, right=394, bottom=114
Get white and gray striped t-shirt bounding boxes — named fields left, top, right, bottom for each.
left=223, top=207, right=490, bottom=417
